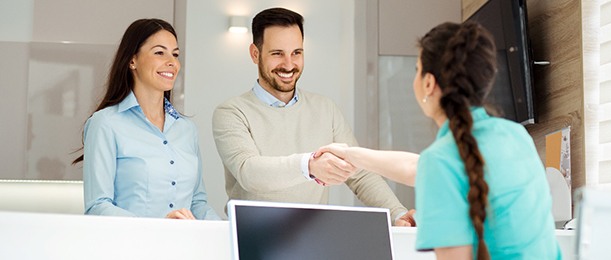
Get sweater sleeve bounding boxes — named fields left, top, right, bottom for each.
left=329, top=103, right=408, bottom=221
left=212, top=101, right=309, bottom=193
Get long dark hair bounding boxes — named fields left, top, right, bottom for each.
left=72, top=18, right=177, bottom=164
left=418, top=21, right=497, bottom=260
left=252, top=7, right=304, bottom=50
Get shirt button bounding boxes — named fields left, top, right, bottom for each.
left=169, top=203, right=174, bottom=208
left=170, top=160, right=174, bottom=164
left=163, top=140, right=168, bottom=145
left=171, top=181, right=176, bottom=186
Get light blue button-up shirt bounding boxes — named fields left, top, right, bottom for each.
left=252, top=81, right=299, bottom=107
left=83, top=92, right=219, bottom=220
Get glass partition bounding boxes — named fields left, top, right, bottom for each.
left=0, top=0, right=175, bottom=180
left=378, top=56, right=436, bottom=153
left=377, top=55, right=437, bottom=209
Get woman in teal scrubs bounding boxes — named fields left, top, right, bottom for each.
left=316, top=22, right=561, bottom=259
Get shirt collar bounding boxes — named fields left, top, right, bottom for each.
left=117, top=91, right=180, bottom=119
left=164, top=98, right=180, bottom=119
left=118, top=91, right=139, bottom=113
left=252, top=80, right=299, bottom=108
left=436, top=107, right=489, bottom=140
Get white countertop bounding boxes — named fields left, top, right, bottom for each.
left=0, top=211, right=576, bottom=260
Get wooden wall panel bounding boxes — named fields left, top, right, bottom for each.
left=462, top=0, right=487, bottom=20
left=525, top=0, right=584, bottom=189
left=462, top=0, right=586, bottom=189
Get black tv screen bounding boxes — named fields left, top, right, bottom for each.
left=467, top=0, right=536, bottom=125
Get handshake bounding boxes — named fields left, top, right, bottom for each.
left=309, top=143, right=356, bottom=186
left=309, top=143, right=418, bottom=227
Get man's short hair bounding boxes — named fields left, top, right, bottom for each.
left=252, top=7, right=304, bottom=50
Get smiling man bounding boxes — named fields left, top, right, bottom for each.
left=212, top=7, right=413, bottom=225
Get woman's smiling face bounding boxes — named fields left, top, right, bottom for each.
left=130, top=29, right=180, bottom=93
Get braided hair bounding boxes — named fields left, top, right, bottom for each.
left=418, top=22, right=497, bottom=260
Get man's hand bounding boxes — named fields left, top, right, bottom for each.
left=165, top=208, right=196, bottom=220
left=313, top=143, right=350, bottom=160
left=394, top=209, right=416, bottom=227
left=309, top=151, right=357, bottom=185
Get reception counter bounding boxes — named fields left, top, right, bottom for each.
left=0, top=211, right=576, bottom=259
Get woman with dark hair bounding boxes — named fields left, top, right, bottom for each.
left=73, top=19, right=219, bottom=220
left=316, top=21, right=561, bottom=259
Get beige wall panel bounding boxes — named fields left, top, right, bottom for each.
left=32, top=0, right=174, bottom=44
left=379, top=0, right=460, bottom=56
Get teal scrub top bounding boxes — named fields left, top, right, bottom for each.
left=415, top=107, right=562, bottom=259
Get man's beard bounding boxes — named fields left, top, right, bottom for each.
left=258, top=60, right=300, bottom=93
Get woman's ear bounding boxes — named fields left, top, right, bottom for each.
left=130, top=55, right=137, bottom=69
left=423, top=73, right=437, bottom=96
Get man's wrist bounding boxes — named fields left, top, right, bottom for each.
left=301, top=152, right=316, bottom=180
left=394, top=210, right=408, bottom=222
left=302, top=153, right=326, bottom=186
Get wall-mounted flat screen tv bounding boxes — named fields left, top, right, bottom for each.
left=468, top=0, right=536, bottom=125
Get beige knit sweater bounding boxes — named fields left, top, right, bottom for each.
left=212, top=88, right=407, bottom=220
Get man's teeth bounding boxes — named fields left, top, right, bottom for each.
left=159, top=72, right=174, bottom=78
left=277, top=72, right=293, bottom=78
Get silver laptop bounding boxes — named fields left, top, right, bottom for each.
left=227, top=200, right=395, bottom=260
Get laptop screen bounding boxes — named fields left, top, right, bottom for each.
left=227, top=200, right=394, bottom=260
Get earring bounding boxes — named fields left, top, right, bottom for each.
left=130, top=65, right=136, bottom=69
left=422, top=95, right=428, bottom=103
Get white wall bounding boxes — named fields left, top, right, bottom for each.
left=0, top=0, right=33, bottom=42
left=181, top=0, right=356, bottom=217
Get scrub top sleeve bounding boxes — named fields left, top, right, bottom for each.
left=415, top=150, right=476, bottom=250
